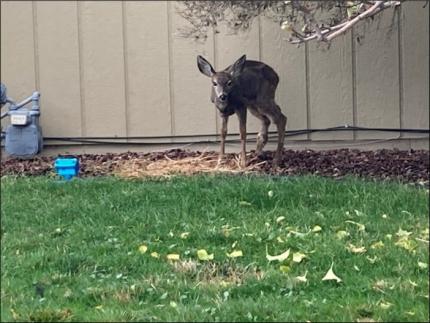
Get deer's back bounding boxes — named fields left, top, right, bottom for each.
left=242, top=60, right=279, bottom=86
left=229, top=60, right=279, bottom=105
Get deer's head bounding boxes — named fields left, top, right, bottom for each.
left=197, top=55, right=246, bottom=112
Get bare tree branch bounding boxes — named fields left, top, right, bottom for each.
left=326, top=1, right=400, bottom=41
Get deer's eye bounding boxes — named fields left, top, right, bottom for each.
left=227, top=80, right=232, bottom=86
left=212, top=81, right=217, bottom=86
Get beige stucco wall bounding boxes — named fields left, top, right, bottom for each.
left=1, top=1, right=428, bottom=155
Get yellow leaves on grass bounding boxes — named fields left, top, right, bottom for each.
left=138, top=245, right=148, bottom=254
left=311, top=225, right=322, bottom=233
left=292, top=252, right=307, bottom=263
left=394, top=227, right=417, bottom=253
left=180, top=232, right=190, bottom=239
left=133, top=217, right=426, bottom=292
left=138, top=244, right=160, bottom=259
left=226, top=250, right=243, bottom=258
left=279, top=265, right=291, bottom=273
left=322, top=263, right=342, bottom=283
left=346, top=243, right=367, bottom=254
left=150, top=252, right=159, bottom=258
left=345, top=220, right=366, bottom=232
left=221, top=225, right=240, bottom=237
left=166, top=254, right=180, bottom=261
left=295, top=271, right=308, bottom=283
left=417, top=261, right=427, bottom=269
left=266, top=248, right=290, bottom=262
left=336, top=230, right=349, bottom=240
left=276, top=216, right=285, bottom=224
left=197, top=249, right=214, bottom=261
left=267, top=247, right=309, bottom=281
left=396, top=228, right=412, bottom=238
left=372, top=279, right=395, bottom=293
left=370, top=241, right=384, bottom=249
left=378, top=300, right=393, bottom=310
left=366, top=255, right=378, bottom=264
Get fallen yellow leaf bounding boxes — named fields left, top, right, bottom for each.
left=336, top=230, right=349, bottom=240
left=220, top=281, right=231, bottom=287
left=226, top=250, right=243, bottom=258
left=295, top=271, right=308, bottom=283
left=312, top=225, right=322, bottom=233
left=266, top=248, right=290, bottom=262
left=288, top=230, right=310, bottom=238
left=197, top=249, right=214, bottom=261
left=408, top=279, right=418, bottom=287
left=346, top=243, right=367, bottom=254
left=180, top=232, right=190, bottom=239
left=370, top=241, right=384, bottom=249
left=372, top=279, right=395, bottom=292
left=378, top=301, right=393, bottom=309
left=138, top=245, right=148, bottom=254
left=10, top=308, right=19, bottom=320
left=276, top=216, right=285, bottom=223
left=279, top=265, right=290, bottom=273
left=396, top=228, right=412, bottom=237
left=366, top=255, right=378, bottom=264
left=166, top=254, right=180, bottom=261
left=322, top=263, right=342, bottom=283
left=345, top=220, right=366, bottom=232
left=395, top=237, right=416, bottom=252
left=418, top=261, right=427, bottom=269
left=150, top=252, right=159, bottom=258
left=292, top=252, right=307, bottom=263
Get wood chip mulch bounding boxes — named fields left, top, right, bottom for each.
left=1, top=148, right=428, bottom=186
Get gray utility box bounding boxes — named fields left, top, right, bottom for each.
left=1, top=83, right=43, bottom=158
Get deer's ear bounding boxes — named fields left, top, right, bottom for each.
left=197, top=55, right=215, bottom=77
left=229, top=54, right=246, bottom=77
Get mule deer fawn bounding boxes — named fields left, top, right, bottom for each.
left=197, top=54, right=287, bottom=168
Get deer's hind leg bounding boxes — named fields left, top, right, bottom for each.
left=249, top=106, right=270, bottom=156
left=262, top=100, right=287, bottom=167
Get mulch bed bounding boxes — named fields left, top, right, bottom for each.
left=1, top=149, right=429, bottom=186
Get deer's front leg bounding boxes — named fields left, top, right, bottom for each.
left=218, top=115, right=229, bottom=165
left=236, top=108, right=247, bottom=168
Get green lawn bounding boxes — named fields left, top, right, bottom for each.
left=1, top=175, right=429, bottom=322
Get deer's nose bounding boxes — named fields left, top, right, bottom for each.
left=219, top=94, right=227, bottom=102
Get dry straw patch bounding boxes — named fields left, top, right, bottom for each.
left=113, top=152, right=268, bottom=178
left=172, top=260, right=264, bottom=286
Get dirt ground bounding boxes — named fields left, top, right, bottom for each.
left=1, top=148, right=428, bottom=186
